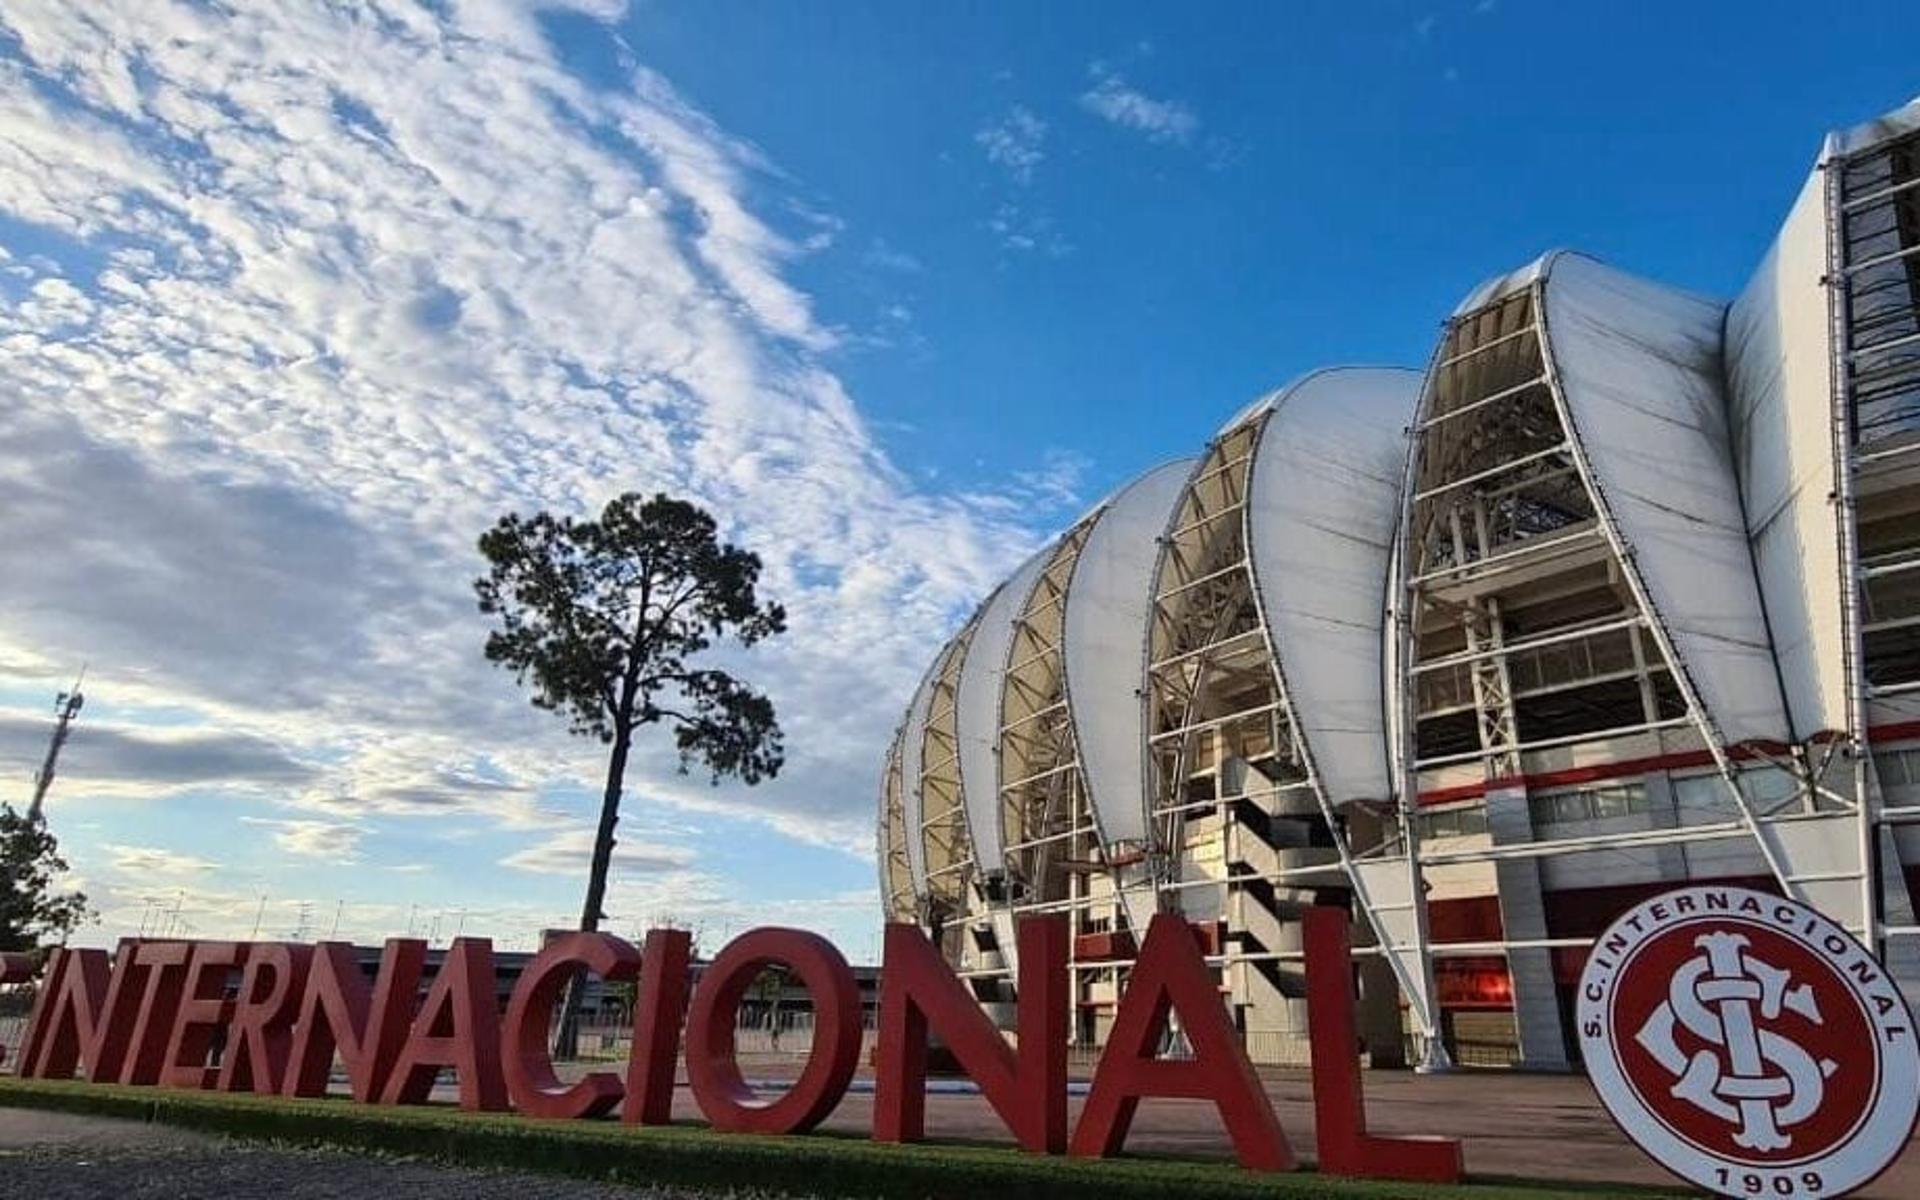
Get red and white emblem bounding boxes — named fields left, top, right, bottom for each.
left=1578, top=886, right=1917, bottom=1197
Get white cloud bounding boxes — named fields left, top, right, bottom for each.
left=240, top=817, right=363, bottom=862
left=863, top=238, right=923, bottom=274
left=102, top=843, right=219, bottom=877
left=500, top=828, right=697, bottom=876
left=1016, top=449, right=1092, bottom=509
left=974, top=106, right=1047, bottom=184
left=1079, top=65, right=1198, bottom=145
left=986, top=202, right=1071, bottom=257
left=0, top=0, right=1062, bottom=903
left=0, top=706, right=313, bottom=795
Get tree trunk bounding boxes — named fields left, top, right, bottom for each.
left=553, top=723, right=631, bottom=1060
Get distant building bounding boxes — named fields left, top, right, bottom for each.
left=876, top=99, right=1920, bottom=1071
left=349, top=942, right=881, bottom=1032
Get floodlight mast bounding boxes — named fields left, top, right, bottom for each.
left=27, top=669, right=85, bottom=823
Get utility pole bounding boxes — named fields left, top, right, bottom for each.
left=28, top=671, right=85, bottom=822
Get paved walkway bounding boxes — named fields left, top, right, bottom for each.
left=643, top=1056, right=1918, bottom=1197
left=4, top=1062, right=1915, bottom=1197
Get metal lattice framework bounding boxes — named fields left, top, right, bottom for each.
left=997, top=519, right=1100, bottom=909
left=1834, top=115, right=1920, bottom=958
left=918, top=617, right=983, bottom=934
left=878, top=729, right=914, bottom=922
left=875, top=98, right=1920, bottom=1070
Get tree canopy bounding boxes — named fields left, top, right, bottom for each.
left=476, top=491, right=788, bottom=784
left=0, top=804, right=91, bottom=954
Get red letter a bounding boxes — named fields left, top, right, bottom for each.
left=1070, top=914, right=1293, bottom=1171
left=874, top=915, right=1067, bottom=1153
left=282, top=939, right=425, bottom=1102
left=381, top=937, right=507, bottom=1111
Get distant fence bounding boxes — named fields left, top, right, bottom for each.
left=0, top=955, right=35, bottom=1075
left=561, top=1007, right=881, bottom=1065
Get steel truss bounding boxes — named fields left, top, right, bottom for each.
left=1834, top=119, right=1920, bottom=957
left=1381, top=264, right=1877, bottom=1066
left=1138, top=402, right=1429, bottom=1052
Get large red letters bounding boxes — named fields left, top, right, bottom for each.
left=160, top=941, right=246, bottom=1090
left=684, top=927, right=861, bottom=1134
left=19, top=943, right=122, bottom=1080
left=623, top=928, right=692, bottom=1125
left=503, top=932, right=642, bottom=1119
left=283, top=939, right=425, bottom=1101
left=218, top=943, right=312, bottom=1094
left=9, top=919, right=1459, bottom=1181
left=873, top=916, right=1067, bottom=1152
left=381, top=937, right=507, bottom=1111
left=1071, top=914, right=1293, bottom=1171
left=121, top=941, right=196, bottom=1084
left=1302, top=909, right=1463, bottom=1182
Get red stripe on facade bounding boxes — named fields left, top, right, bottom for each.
left=1407, top=728, right=1920, bottom=807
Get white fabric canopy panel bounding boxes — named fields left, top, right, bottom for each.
left=954, top=550, right=1053, bottom=876
left=1541, top=252, right=1792, bottom=746
left=895, top=648, right=947, bottom=894
left=1725, top=155, right=1849, bottom=741
left=1838, top=98, right=1920, bottom=156
left=1061, top=459, right=1196, bottom=848
left=1245, top=368, right=1418, bottom=805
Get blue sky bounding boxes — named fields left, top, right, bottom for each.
left=0, top=1, right=1912, bottom=960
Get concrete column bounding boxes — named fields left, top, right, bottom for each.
left=1484, top=783, right=1571, bottom=1071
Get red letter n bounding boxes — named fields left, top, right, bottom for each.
left=19, top=940, right=148, bottom=1082
left=1071, top=914, right=1293, bottom=1171
left=873, top=915, right=1067, bottom=1153
left=283, top=939, right=425, bottom=1102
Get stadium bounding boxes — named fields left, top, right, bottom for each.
left=876, top=98, right=1920, bottom=1071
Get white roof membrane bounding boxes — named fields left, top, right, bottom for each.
left=954, top=550, right=1052, bottom=875
left=1838, top=98, right=1920, bottom=156
left=896, top=644, right=946, bottom=894
left=1246, top=368, right=1419, bottom=804
left=1726, top=164, right=1848, bottom=740
left=1061, top=459, right=1195, bottom=848
left=1541, top=253, right=1791, bottom=746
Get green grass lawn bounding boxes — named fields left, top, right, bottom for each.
left=0, top=1076, right=1682, bottom=1199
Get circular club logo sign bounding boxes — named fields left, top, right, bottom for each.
left=1578, top=886, right=1918, bottom=1196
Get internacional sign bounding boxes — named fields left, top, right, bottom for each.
left=1579, top=886, right=1919, bottom=1197
left=12, top=908, right=1461, bottom=1183
left=14, top=887, right=1914, bottom=1193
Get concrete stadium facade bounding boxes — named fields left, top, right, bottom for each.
left=876, top=99, right=1920, bottom=1071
